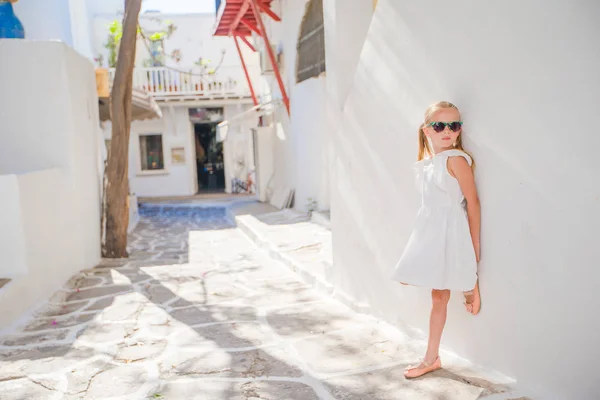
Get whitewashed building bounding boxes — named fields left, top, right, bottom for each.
left=88, top=1, right=262, bottom=198
left=216, top=0, right=600, bottom=398
left=0, top=0, right=261, bottom=330
left=0, top=0, right=104, bottom=329
left=214, top=0, right=330, bottom=211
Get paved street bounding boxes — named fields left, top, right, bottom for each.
left=0, top=203, right=514, bottom=400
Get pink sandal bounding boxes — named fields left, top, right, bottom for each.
left=464, top=281, right=481, bottom=315
left=404, top=356, right=442, bottom=379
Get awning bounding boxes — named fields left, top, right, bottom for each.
left=214, top=0, right=276, bottom=37
left=216, top=99, right=283, bottom=142
left=98, top=88, right=163, bottom=122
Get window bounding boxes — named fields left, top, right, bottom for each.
left=140, top=134, right=164, bottom=171
left=296, top=0, right=326, bottom=83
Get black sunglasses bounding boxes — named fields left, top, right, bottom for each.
left=428, top=121, right=463, bottom=133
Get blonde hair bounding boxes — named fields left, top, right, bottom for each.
left=417, top=101, right=474, bottom=168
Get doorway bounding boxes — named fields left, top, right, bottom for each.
left=194, top=123, right=225, bottom=193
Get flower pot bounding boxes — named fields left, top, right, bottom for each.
left=95, top=68, right=110, bottom=97
left=0, top=1, right=25, bottom=39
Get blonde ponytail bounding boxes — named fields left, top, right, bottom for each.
left=417, top=124, right=432, bottom=161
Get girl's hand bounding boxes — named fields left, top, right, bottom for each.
left=473, top=241, right=481, bottom=262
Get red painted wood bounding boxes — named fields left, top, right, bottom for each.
left=234, top=35, right=258, bottom=105
left=249, top=0, right=290, bottom=115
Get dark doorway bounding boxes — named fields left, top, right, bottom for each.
left=194, top=123, right=225, bottom=193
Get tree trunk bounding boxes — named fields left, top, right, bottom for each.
left=101, top=0, right=142, bottom=258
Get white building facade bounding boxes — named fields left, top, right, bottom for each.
left=14, top=0, right=264, bottom=200
left=218, top=0, right=600, bottom=398
left=0, top=0, right=261, bottom=329
left=249, top=0, right=331, bottom=211
left=89, top=6, right=261, bottom=198
left=0, top=40, right=103, bottom=330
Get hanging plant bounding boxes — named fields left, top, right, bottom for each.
left=105, top=20, right=123, bottom=68
left=104, top=18, right=177, bottom=68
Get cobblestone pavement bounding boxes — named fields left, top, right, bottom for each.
left=0, top=204, right=514, bottom=400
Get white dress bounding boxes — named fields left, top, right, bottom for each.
left=391, top=149, right=477, bottom=291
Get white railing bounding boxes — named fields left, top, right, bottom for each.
left=108, top=66, right=258, bottom=99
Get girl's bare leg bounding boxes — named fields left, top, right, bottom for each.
left=425, top=289, right=451, bottom=362
left=404, top=289, right=448, bottom=378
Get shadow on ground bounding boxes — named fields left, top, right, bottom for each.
left=0, top=204, right=509, bottom=399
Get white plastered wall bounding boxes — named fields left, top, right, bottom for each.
left=327, top=1, right=600, bottom=398
left=222, top=104, right=256, bottom=194
left=129, top=106, right=197, bottom=198
left=257, top=0, right=330, bottom=210
left=13, top=0, right=74, bottom=46
left=0, top=41, right=102, bottom=329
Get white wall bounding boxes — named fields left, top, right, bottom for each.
left=68, top=0, right=95, bottom=59
left=0, top=41, right=102, bottom=329
left=13, top=0, right=73, bottom=45
left=324, top=0, right=372, bottom=108
left=252, top=126, right=274, bottom=201
left=130, top=103, right=258, bottom=198
left=12, top=0, right=94, bottom=60
left=323, top=0, right=372, bottom=215
left=0, top=176, right=27, bottom=278
left=291, top=78, right=328, bottom=210
left=328, top=1, right=600, bottom=399
left=143, top=13, right=254, bottom=69
left=85, top=0, right=125, bottom=16
left=0, top=170, right=73, bottom=328
left=258, top=0, right=330, bottom=210
left=0, top=44, right=70, bottom=173
left=89, top=8, right=261, bottom=198
left=222, top=104, right=256, bottom=194
left=130, top=107, right=197, bottom=197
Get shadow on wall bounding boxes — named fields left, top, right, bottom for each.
left=329, top=0, right=600, bottom=399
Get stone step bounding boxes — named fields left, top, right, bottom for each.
left=235, top=211, right=372, bottom=315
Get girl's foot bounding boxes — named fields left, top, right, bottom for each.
left=404, top=356, right=442, bottom=379
left=463, top=281, right=481, bottom=315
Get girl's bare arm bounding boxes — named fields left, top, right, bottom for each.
left=448, top=156, right=481, bottom=261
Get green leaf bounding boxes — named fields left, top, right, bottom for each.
left=150, top=32, right=165, bottom=41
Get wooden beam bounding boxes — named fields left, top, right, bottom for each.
left=239, top=35, right=256, bottom=52
left=240, top=18, right=261, bottom=35
left=234, top=36, right=258, bottom=106
left=256, top=1, right=281, bottom=22
left=249, top=0, right=290, bottom=115
left=229, top=0, right=251, bottom=36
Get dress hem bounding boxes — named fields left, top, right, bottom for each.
left=392, top=276, right=477, bottom=292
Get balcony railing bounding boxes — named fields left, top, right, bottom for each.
left=108, top=66, right=257, bottom=100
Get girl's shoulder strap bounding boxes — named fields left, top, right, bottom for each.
left=441, top=149, right=472, bottom=166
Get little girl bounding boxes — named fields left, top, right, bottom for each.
left=391, top=101, right=481, bottom=379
